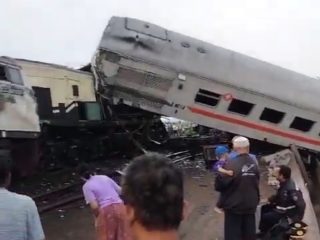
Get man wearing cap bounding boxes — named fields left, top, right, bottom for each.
left=229, top=136, right=258, bottom=165
left=216, top=136, right=260, bottom=240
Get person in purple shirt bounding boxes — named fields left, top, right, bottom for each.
left=213, top=145, right=233, bottom=213
left=78, top=164, right=132, bottom=240
left=212, top=146, right=233, bottom=176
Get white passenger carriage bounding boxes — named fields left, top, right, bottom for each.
left=93, top=16, right=320, bottom=152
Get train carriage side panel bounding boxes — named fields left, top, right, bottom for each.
left=92, top=17, right=320, bottom=152
left=17, top=59, right=96, bottom=106
left=0, top=57, right=40, bottom=137
left=96, top=17, right=320, bottom=114
left=16, top=59, right=98, bottom=122
left=93, top=53, right=320, bottom=151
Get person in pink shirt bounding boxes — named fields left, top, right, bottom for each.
left=78, top=164, right=132, bottom=240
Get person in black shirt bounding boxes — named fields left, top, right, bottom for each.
left=216, top=136, right=260, bottom=240
left=258, top=165, right=305, bottom=236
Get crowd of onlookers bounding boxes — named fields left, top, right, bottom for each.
left=0, top=136, right=306, bottom=240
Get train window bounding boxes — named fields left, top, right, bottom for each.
left=195, top=89, right=220, bottom=107
left=0, top=65, right=8, bottom=81
left=72, top=85, right=79, bottom=97
left=260, top=108, right=285, bottom=124
left=197, top=47, right=206, bottom=54
left=228, top=99, right=254, bottom=115
left=7, top=67, right=23, bottom=85
left=181, top=42, right=190, bottom=48
left=290, top=117, right=315, bottom=132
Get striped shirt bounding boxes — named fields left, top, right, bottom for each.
left=0, top=188, right=44, bottom=240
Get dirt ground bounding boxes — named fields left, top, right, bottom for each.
left=41, top=163, right=273, bottom=240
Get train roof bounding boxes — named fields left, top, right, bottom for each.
left=98, top=17, right=320, bottom=113
left=0, top=56, right=21, bottom=68
left=15, top=58, right=92, bottom=76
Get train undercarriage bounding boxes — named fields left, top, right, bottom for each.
left=4, top=102, right=169, bottom=177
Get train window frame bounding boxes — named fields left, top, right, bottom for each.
left=290, top=116, right=315, bottom=132
left=72, top=85, right=79, bottom=97
left=260, top=108, right=285, bottom=124
left=194, top=89, right=221, bottom=108
left=0, top=65, right=9, bottom=81
left=227, top=98, right=255, bottom=116
left=181, top=42, right=191, bottom=48
left=7, top=67, right=23, bottom=85
left=197, top=47, right=206, bottom=54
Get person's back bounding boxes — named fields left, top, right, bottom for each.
left=82, top=175, right=122, bottom=208
left=79, top=166, right=131, bottom=240
left=221, top=153, right=260, bottom=213
left=229, top=150, right=259, bottom=166
left=218, top=137, right=260, bottom=240
left=0, top=189, right=44, bottom=240
left=0, top=156, right=44, bottom=240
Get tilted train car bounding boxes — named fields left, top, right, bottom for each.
left=92, top=16, right=320, bottom=153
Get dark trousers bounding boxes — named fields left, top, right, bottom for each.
left=259, top=204, right=284, bottom=233
left=224, top=211, right=256, bottom=240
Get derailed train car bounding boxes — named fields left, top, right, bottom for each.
left=0, top=57, right=166, bottom=176
left=92, top=16, right=320, bottom=154
left=0, top=57, right=40, bottom=176
left=16, top=59, right=106, bottom=172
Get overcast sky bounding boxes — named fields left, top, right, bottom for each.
left=1, top=0, right=319, bottom=77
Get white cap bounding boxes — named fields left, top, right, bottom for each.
left=233, top=136, right=250, bottom=148
left=232, top=136, right=241, bottom=143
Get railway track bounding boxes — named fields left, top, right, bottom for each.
left=33, top=182, right=82, bottom=213
left=34, top=150, right=201, bottom=213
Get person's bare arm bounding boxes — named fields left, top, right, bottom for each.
left=89, top=200, right=100, bottom=217
left=218, top=167, right=234, bottom=176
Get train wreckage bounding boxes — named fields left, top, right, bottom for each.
left=1, top=16, right=320, bottom=176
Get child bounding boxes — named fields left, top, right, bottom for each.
left=213, top=145, right=233, bottom=213
left=213, top=145, right=233, bottom=176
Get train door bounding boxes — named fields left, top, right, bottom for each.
left=65, top=79, right=80, bottom=120
left=32, top=87, right=53, bottom=120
